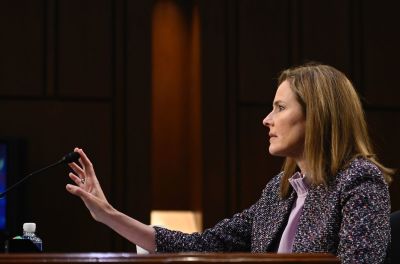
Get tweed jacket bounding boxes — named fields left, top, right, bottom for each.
left=154, top=158, right=390, bottom=263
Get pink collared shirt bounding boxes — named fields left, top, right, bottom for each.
left=277, top=172, right=309, bottom=253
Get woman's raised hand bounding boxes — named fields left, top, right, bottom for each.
left=66, top=148, right=156, bottom=251
left=66, top=147, right=112, bottom=223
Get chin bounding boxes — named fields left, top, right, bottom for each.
left=268, top=146, right=286, bottom=157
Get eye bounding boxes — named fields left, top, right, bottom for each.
left=271, top=101, right=286, bottom=112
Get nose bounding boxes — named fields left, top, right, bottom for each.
left=262, top=111, right=273, bottom=127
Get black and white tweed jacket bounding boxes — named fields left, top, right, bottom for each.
left=155, top=158, right=390, bottom=263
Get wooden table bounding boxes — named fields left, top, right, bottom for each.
left=0, top=253, right=339, bottom=263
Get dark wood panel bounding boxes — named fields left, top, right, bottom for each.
left=362, top=1, right=400, bottom=107
left=0, top=0, right=45, bottom=96
left=0, top=101, right=113, bottom=252
left=238, top=0, right=290, bottom=103
left=57, top=0, right=112, bottom=97
left=366, top=110, right=400, bottom=211
left=111, top=0, right=127, bottom=251
left=300, top=0, right=352, bottom=74
left=199, top=0, right=230, bottom=229
left=238, top=106, right=283, bottom=210
left=367, top=110, right=400, bottom=171
left=125, top=0, right=153, bottom=251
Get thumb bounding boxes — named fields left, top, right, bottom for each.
left=66, top=184, right=90, bottom=199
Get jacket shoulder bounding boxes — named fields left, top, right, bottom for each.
left=335, top=158, right=387, bottom=194
left=337, top=158, right=384, bottom=182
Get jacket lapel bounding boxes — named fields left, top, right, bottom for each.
left=253, top=190, right=296, bottom=252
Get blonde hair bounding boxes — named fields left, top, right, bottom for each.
left=278, top=63, right=393, bottom=197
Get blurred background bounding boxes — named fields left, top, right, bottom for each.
left=0, top=0, right=399, bottom=252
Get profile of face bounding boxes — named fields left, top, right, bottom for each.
left=262, top=80, right=306, bottom=160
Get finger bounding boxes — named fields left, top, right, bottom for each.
left=75, top=148, right=95, bottom=173
left=68, top=162, right=84, bottom=176
left=66, top=184, right=93, bottom=199
left=66, top=184, right=98, bottom=214
left=69, top=172, right=84, bottom=187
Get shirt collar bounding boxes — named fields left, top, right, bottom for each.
left=288, top=171, right=309, bottom=197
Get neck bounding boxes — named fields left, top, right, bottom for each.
left=295, top=158, right=308, bottom=176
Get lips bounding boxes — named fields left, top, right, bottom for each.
left=269, top=133, right=277, bottom=143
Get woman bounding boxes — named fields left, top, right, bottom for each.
left=66, top=63, right=392, bottom=263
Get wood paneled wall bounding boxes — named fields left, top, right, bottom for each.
left=0, top=0, right=398, bottom=252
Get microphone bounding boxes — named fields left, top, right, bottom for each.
left=0, top=151, right=80, bottom=198
left=59, top=152, right=80, bottom=164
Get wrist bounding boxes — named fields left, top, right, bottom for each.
left=97, top=202, right=117, bottom=224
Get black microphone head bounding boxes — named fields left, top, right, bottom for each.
left=62, top=152, right=80, bottom=163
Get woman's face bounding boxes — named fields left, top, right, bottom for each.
left=262, top=80, right=306, bottom=160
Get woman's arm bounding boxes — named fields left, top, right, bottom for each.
left=65, top=148, right=156, bottom=252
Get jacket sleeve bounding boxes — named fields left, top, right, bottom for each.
left=337, top=162, right=390, bottom=263
left=154, top=205, right=254, bottom=252
left=153, top=175, right=282, bottom=253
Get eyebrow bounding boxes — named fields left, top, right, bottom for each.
left=273, top=100, right=285, bottom=107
